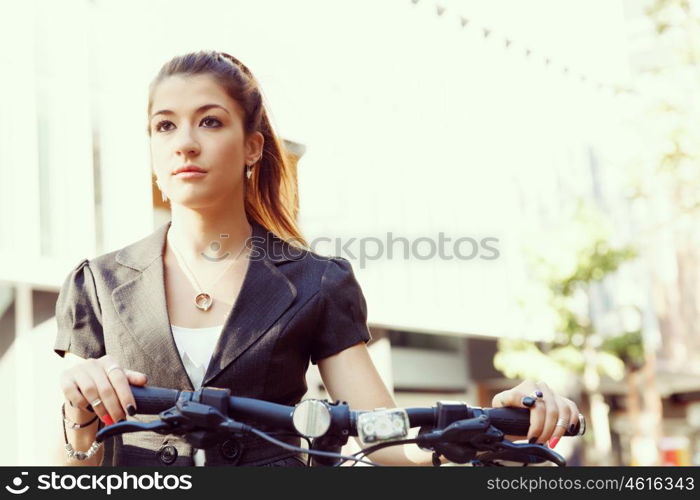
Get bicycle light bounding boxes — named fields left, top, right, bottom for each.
left=292, top=399, right=331, bottom=438
left=357, top=408, right=410, bottom=444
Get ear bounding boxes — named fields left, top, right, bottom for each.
left=245, top=131, right=264, bottom=165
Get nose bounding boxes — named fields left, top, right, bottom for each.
left=174, top=126, right=201, bottom=158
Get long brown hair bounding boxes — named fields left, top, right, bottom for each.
left=147, top=50, right=307, bottom=247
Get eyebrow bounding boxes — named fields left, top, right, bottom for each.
left=150, top=103, right=230, bottom=120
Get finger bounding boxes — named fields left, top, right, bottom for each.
left=491, top=390, right=511, bottom=408
left=123, top=369, right=148, bottom=387
left=536, top=382, right=559, bottom=444
left=567, top=399, right=581, bottom=435
left=511, top=380, right=546, bottom=442
left=123, top=369, right=149, bottom=416
left=493, top=381, right=545, bottom=442
left=548, top=398, right=572, bottom=448
left=526, top=393, right=546, bottom=443
left=101, top=363, right=133, bottom=418
left=492, top=386, right=537, bottom=409
left=59, top=372, right=91, bottom=410
left=83, top=359, right=125, bottom=423
left=73, top=368, right=110, bottom=421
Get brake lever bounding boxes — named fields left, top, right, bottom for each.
left=96, top=401, right=254, bottom=448
left=96, top=420, right=173, bottom=442
left=417, top=416, right=566, bottom=467
left=509, top=441, right=566, bottom=466
left=478, top=440, right=567, bottom=467
left=416, top=416, right=503, bottom=464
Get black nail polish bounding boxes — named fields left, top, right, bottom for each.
left=127, top=404, right=137, bottom=416
left=522, top=396, right=536, bottom=408
left=528, top=437, right=539, bottom=444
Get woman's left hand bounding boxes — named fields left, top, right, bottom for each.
left=491, top=380, right=580, bottom=449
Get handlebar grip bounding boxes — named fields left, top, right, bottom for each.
left=130, top=386, right=181, bottom=414
left=484, top=407, right=531, bottom=436
left=485, top=407, right=584, bottom=437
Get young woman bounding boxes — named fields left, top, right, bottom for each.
left=55, top=51, right=581, bottom=466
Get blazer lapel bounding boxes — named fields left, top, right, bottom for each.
left=112, top=220, right=298, bottom=391
left=202, top=222, right=297, bottom=386
left=112, top=221, right=194, bottom=390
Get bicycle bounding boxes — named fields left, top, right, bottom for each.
left=95, top=385, right=586, bottom=467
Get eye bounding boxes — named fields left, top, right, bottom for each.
left=201, top=116, right=222, bottom=128
left=154, top=120, right=174, bottom=133
left=153, top=116, right=222, bottom=133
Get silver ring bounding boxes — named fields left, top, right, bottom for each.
left=577, top=413, right=586, bottom=436
left=106, top=365, right=122, bottom=376
left=90, top=398, right=103, bottom=408
left=555, top=417, right=568, bottom=428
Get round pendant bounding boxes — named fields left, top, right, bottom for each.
left=194, top=293, right=213, bottom=311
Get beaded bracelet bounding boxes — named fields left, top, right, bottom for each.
left=62, top=402, right=104, bottom=460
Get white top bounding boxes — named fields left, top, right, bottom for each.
left=171, top=324, right=223, bottom=389
left=171, top=323, right=224, bottom=466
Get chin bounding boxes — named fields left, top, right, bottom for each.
left=177, top=203, right=221, bottom=211
left=172, top=190, right=238, bottom=210
left=171, top=195, right=218, bottom=210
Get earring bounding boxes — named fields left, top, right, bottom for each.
left=245, top=164, right=253, bottom=180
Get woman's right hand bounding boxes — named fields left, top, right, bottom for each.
left=59, top=354, right=148, bottom=426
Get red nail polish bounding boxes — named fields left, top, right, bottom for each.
left=549, top=437, right=560, bottom=449
left=101, top=414, right=115, bottom=426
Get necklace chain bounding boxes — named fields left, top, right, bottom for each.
left=167, top=228, right=251, bottom=308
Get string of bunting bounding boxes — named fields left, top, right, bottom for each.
left=409, top=0, right=638, bottom=97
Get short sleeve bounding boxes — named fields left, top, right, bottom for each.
left=310, top=257, right=372, bottom=364
left=53, top=258, right=106, bottom=359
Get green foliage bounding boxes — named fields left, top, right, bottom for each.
left=496, top=205, right=640, bottom=385
left=494, top=339, right=568, bottom=381
left=494, top=337, right=626, bottom=387
left=551, top=241, right=637, bottom=297
left=601, top=329, right=645, bottom=370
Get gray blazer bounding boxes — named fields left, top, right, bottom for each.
left=54, top=220, right=371, bottom=466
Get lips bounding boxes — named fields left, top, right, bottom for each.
left=172, top=165, right=207, bottom=175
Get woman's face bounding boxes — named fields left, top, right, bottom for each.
left=149, top=74, right=262, bottom=209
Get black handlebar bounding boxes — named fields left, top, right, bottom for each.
left=95, top=385, right=584, bottom=467
left=128, top=386, right=584, bottom=438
